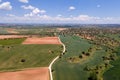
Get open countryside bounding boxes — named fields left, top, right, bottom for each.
left=0, top=0, right=120, bottom=80
left=0, top=26, right=119, bottom=80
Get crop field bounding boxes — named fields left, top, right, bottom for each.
left=0, top=44, right=62, bottom=71
left=103, top=34, right=120, bottom=80
left=0, top=27, right=119, bottom=80
left=0, top=35, right=28, bottom=39
left=0, top=37, right=62, bottom=72
left=22, top=37, right=61, bottom=45
left=103, top=47, right=120, bottom=80
left=0, top=38, right=26, bottom=45
left=53, top=35, right=108, bottom=80
left=0, top=35, right=62, bottom=80
left=0, top=28, right=8, bottom=34
left=0, top=67, right=49, bottom=80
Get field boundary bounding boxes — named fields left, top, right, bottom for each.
left=49, top=36, right=66, bottom=80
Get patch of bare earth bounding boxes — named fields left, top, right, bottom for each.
left=57, top=28, right=67, bottom=31
left=6, top=28, right=19, bottom=34
left=0, top=35, right=29, bottom=39
left=0, top=67, right=49, bottom=80
left=22, top=37, right=61, bottom=44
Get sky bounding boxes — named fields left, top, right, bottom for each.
left=0, top=0, right=120, bottom=24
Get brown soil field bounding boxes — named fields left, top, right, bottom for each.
left=22, top=37, right=61, bottom=44
left=0, top=35, right=29, bottom=39
left=6, top=28, right=19, bottom=34
left=57, top=28, right=67, bottom=31
left=0, top=67, right=49, bottom=80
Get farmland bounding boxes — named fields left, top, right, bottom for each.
left=22, top=37, right=61, bottom=44
left=0, top=67, right=49, bottom=80
left=52, top=35, right=109, bottom=80
left=0, top=36, right=62, bottom=72
left=55, top=28, right=120, bottom=80
left=103, top=34, right=120, bottom=80
left=0, top=26, right=120, bottom=80
left=0, top=38, right=26, bottom=45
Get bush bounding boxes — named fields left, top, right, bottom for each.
left=21, top=59, right=26, bottom=62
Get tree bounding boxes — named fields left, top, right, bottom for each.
left=82, top=51, right=85, bottom=55
left=88, top=72, right=97, bottom=80
left=51, top=69, right=54, bottom=72
left=79, top=55, right=83, bottom=59
left=84, top=66, right=90, bottom=71
left=21, top=59, right=26, bottom=62
left=86, top=53, right=90, bottom=56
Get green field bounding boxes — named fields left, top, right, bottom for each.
left=0, top=28, right=8, bottom=34
left=0, top=38, right=26, bottom=45
left=103, top=46, right=120, bottom=80
left=53, top=35, right=108, bottom=80
left=0, top=38, right=62, bottom=72
left=103, top=34, right=120, bottom=80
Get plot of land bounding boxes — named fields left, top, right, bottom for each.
left=6, top=28, right=19, bottom=34
left=0, top=38, right=26, bottom=45
left=0, top=67, right=49, bottom=80
left=22, top=37, right=61, bottom=44
left=53, top=35, right=107, bottom=80
left=0, top=44, right=61, bottom=71
left=57, top=28, right=67, bottom=31
left=0, top=35, right=28, bottom=39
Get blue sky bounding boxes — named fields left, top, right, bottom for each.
left=0, top=0, right=120, bottom=23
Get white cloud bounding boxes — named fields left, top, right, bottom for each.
left=24, top=9, right=46, bottom=17
left=1, top=14, right=120, bottom=24
left=69, top=6, right=76, bottom=11
left=22, top=5, right=46, bottom=17
left=21, top=5, right=34, bottom=10
left=23, top=14, right=101, bottom=22
left=19, top=0, right=28, bottom=3
left=57, top=14, right=62, bottom=17
left=24, top=8, right=46, bottom=17
left=24, top=13, right=33, bottom=17
left=32, top=8, right=46, bottom=14
left=39, top=9, right=46, bottom=14
left=0, top=2, right=12, bottom=10
left=6, top=14, right=15, bottom=17
left=97, top=5, right=101, bottom=8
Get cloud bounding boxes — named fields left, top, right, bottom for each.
left=24, top=8, right=46, bottom=17
left=19, top=0, right=28, bottom=3
left=57, top=14, right=62, bottom=17
left=69, top=6, right=76, bottom=11
left=0, top=14, right=120, bottom=24
left=21, top=5, right=46, bottom=17
left=23, top=6, right=46, bottom=17
left=97, top=5, right=101, bottom=8
left=0, top=2, right=12, bottom=10
left=21, top=5, right=35, bottom=10
left=6, top=14, right=15, bottom=17
left=32, top=8, right=40, bottom=14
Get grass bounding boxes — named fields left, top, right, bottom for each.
left=103, top=58, right=120, bottom=80
left=105, top=34, right=120, bottom=42
left=103, top=47, right=120, bottom=80
left=0, top=28, right=8, bottom=34
left=53, top=35, right=108, bottom=80
left=0, top=44, right=62, bottom=72
left=0, top=38, right=26, bottom=45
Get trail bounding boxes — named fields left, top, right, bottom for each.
left=49, top=36, right=66, bottom=80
